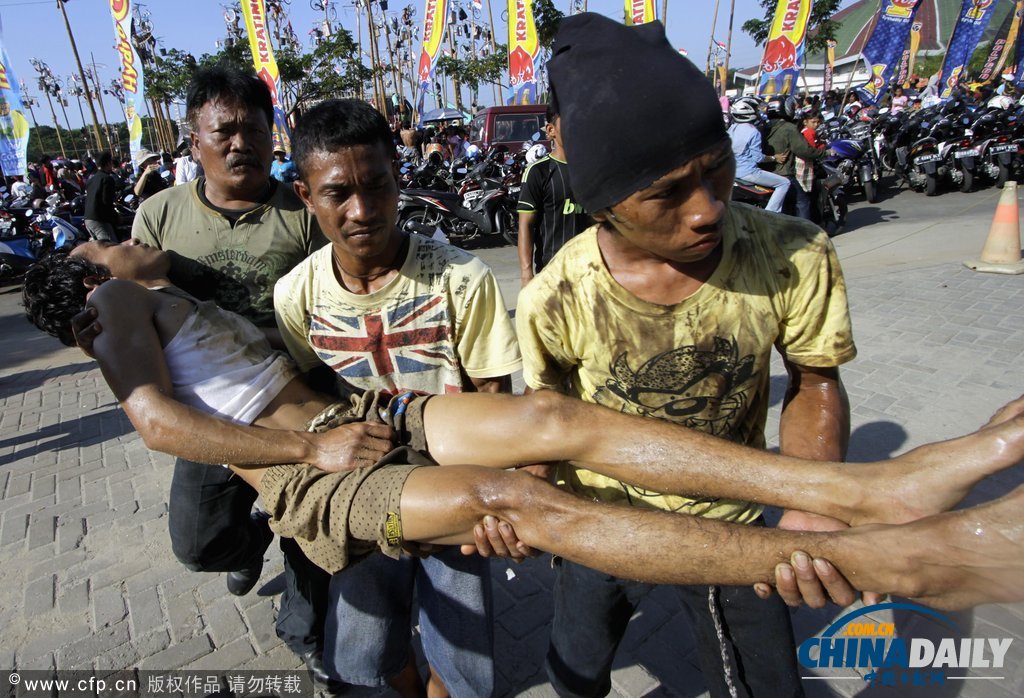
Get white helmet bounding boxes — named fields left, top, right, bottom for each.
left=989, top=94, right=1014, bottom=110
left=526, top=143, right=548, bottom=164
left=730, top=96, right=761, bottom=123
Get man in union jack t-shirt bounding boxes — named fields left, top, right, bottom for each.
left=275, top=98, right=520, bottom=697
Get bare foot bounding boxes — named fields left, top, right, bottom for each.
left=846, top=396, right=1024, bottom=527
left=835, top=484, right=1024, bottom=610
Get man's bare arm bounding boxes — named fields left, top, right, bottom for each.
left=518, top=210, right=538, bottom=286
left=772, top=362, right=864, bottom=607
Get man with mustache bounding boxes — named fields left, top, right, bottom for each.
left=516, top=14, right=855, bottom=698
left=125, top=66, right=348, bottom=686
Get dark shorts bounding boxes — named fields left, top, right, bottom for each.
left=259, top=390, right=435, bottom=574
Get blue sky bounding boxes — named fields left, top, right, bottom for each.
left=0, top=0, right=845, bottom=128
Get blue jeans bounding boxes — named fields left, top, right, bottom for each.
left=787, top=176, right=813, bottom=221
left=545, top=557, right=803, bottom=698
left=736, top=168, right=790, bottom=213
left=324, top=548, right=494, bottom=695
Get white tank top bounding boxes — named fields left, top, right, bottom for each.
left=158, top=287, right=298, bottom=425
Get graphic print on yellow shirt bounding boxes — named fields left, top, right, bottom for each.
left=516, top=204, right=856, bottom=520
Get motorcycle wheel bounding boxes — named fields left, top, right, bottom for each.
left=924, top=174, right=938, bottom=197
left=500, top=208, right=519, bottom=246
left=997, top=163, right=1010, bottom=189
left=862, top=179, right=878, bottom=204
left=959, top=169, right=973, bottom=193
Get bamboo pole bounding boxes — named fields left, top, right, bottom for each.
left=486, top=0, right=501, bottom=104
left=705, top=0, right=722, bottom=76
left=57, top=0, right=105, bottom=151
left=721, top=0, right=735, bottom=97
left=42, top=89, right=67, bottom=159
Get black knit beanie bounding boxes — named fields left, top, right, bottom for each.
left=548, top=13, right=727, bottom=212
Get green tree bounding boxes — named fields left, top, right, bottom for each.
left=274, top=29, right=372, bottom=117
left=436, top=45, right=509, bottom=100
left=533, top=0, right=565, bottom=51
left=741, top=0, right=842, bottom=55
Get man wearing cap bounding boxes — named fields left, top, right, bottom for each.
left=271, top=147, right=298, bottom=182
left=132, top=149, right=169, bottom=201
left=516, top=13, right=856, bottom=697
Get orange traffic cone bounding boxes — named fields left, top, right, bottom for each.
left=964, top=181, right=1024, bottom=274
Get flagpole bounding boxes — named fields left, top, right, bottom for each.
left=662, top=0, right=668, bottom=28
left=841, top=8, right=879, bottom=108
left=486, top=0, right=501, bottom=105
left=721, top=0, right=735, bottom=97
left=56, top=0, right=105, bottom=152
left=705, top=0, right=721, bottom=76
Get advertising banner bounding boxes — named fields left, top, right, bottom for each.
left=0, top=17, right=28, bottom=177
left=854, top=0, right=924, bottom=105
left=109, top=0, right=146, bottom=167
left=824, top=39, right=836, bottom=93
left=977, top=1, right=1023, bottom=84
left=624, top=0, right=657, bottom=25
left=757, top=0, right=812, bottom=95
left=507, top=0, right=539, bottom=105
left=416, top=0, right=449, bottom=116
left=904, top=20, right=922, bottom=85
left=240, top=0, right=291, bottom=152
left=939, top=0, right=999, bottom=99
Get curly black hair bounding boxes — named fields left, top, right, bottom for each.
left=22, top=253, right=109, bottom=347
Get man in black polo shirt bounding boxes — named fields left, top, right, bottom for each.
left=516, top=105, right=592, bottom=287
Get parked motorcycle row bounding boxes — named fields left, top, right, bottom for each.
left=873, top=98, right=1022, bottom=196
left=0, top=182, right=136, bottom=285
left=396, top=136, right=538, bottom=247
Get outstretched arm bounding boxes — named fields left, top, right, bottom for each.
left=88, top=281, right=393, bottom=471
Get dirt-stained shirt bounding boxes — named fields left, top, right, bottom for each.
left=275, top=234, right=521, bottom=395
left=516, top=203, right=856, bottom=521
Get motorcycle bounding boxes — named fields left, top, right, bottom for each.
left=398, top=172, right=519, bottom=245
left=732, top=161, right=847, bottom=235
left=821, top=116, right=881, bottom=203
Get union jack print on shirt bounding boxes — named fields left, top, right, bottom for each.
left=308, top=294, right=457, bottom=387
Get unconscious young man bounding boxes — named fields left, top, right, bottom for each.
left=21, top=242, right=1024, bottom=619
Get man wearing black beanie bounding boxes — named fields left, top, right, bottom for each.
left=517, top=13, right=857, bottom=698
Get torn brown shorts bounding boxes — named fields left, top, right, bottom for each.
left=258, top=390, right=435, bottom=574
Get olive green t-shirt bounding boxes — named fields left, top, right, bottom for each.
left=132, top=178, right=325, bottom=327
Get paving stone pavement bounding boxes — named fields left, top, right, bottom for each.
left=1, top=256, right=1023, bottom=697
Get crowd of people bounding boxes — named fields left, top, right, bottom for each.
left=16, top=12, right=1024, bottom=698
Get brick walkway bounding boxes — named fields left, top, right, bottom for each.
left=1, top=259, right=1022, bottom=697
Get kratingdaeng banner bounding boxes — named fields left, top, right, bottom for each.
left=416, top=0, right=449, bottom=117
left=507, top=0, right=539, bottom=105
left=854, top=0, right=924, bottom=105
left=0, top=16, right=28, bottom=177
left=240, top=0, right=291, bottom=152
left=624, top=0, right=657, bottom=25
left=758, top=0, right=812, bottom=95
left=939, top=0, right=999, bottom=99
left=109, top=0, right=146, bottom=167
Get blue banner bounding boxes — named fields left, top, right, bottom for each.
left=855, top=0, right=924, bottom=105
left=940, top=0, right=999, bottom=99
left=0, top=16, right=29, bottom=177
